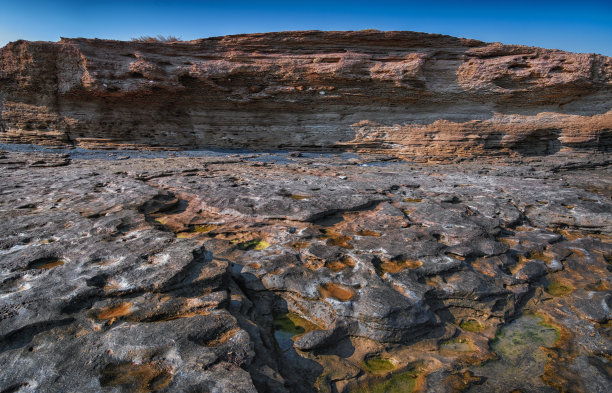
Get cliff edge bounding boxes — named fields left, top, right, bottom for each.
left=1, top=30, right=610, bottom=158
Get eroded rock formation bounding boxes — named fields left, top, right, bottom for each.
left=1, top=30, right=611, bottom=393
left=0, top=149, right=611, bottom=392
left=1, top=31, right=611, bottom=158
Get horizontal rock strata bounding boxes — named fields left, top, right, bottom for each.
left=1, top=31, right=611, bottom=158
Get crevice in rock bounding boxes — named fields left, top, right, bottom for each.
left=228, top=265, right=323, bottom=393
left=305, top=198, right=387, bottom=226
left=0, top=318, right=75, bottom=354
left=0, top=383, right=30, bottom=393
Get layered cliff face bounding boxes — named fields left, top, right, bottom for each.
left=0, top=30, right=611, bottom=158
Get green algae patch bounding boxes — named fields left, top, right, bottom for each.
left=273, top=312, right=320, bottom=352
left=536, top=319, right=561, bottom=343
left=545, top=281, right=574, bottom=297
left=466, top=314, right=560, bottom=392
left=363, top=357, right=395, bottom=374
left=368, top=371, right=416, bottom=393
left=491, top=314, right=559, bottom=361
left=460, top=319, right=485, bottom=333
left=441, top=337, right=474, bottom=352
left=237, top=239, right=270, bottom=251
left=273, top=314, right=305, bottom=335
left=273, top=312, right=319, bottom=336
left=351, top=367, right=419, bottom=393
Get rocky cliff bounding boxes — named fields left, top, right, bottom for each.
left=1, top=30, right=611, bottom=158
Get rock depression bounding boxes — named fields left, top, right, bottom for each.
left=1, top=30, right=611, bottom=158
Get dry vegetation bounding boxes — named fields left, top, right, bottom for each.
left=131, top=35, right=181, bottom=43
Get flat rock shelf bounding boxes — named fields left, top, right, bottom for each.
left=0, top=148, right=610, bottom=392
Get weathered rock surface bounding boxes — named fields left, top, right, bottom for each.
left=1, top=31, right=611, bottom=158
left=0, top=148, right=610, bottom=392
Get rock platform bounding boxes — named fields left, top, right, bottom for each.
left=0, top=148, right=610, bottom=392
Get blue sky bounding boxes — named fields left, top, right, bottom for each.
left=1, top=1, right=611, bottom=55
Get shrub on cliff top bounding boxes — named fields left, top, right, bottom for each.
left=131, top=35, right=181, bottom=43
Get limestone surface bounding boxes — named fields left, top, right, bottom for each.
left=0, top=148, right=610, bottom=392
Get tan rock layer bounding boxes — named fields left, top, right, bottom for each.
left=0, top=31, right=610, bottom=157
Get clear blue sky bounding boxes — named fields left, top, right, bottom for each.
left=1, top=0, right=611, bottom=55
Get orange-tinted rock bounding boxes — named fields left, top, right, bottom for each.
left=0, top=31, right=610, bottom=157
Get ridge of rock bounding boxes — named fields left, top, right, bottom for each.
left=0, top=30, right=611, bottom=157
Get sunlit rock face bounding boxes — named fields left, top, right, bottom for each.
left=1, top=30, right=611, bottom=158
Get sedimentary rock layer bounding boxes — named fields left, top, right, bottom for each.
left=1, top=31, right=611, bottom=158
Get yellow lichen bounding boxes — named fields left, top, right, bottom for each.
left=193, top=224, right=217, bottom=233
left=357, top=230, right=382, bottom=237
left=363, top=356, right=396, bottom=374
left=237, top=239, right=270, bottom=251
left=460, top=319, right=485, bottom=332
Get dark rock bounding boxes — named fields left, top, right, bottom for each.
left=0, top=150, right=610, bottom=391
left=514, top=260, right=548, bottom=282
left=294, top=321, right=349, bottom=351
